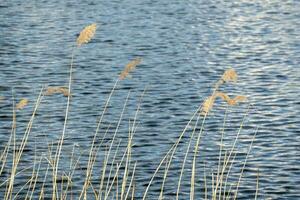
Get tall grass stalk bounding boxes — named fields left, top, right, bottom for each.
left=52, top=46, right=75, bottom=200
left=255, top=169, right=259, bottom=200
left=217, top=106, right=250, bottom=196
left=55, top=23, right=97, bottom=199
left=80, top=79, right=119, bottom=200
left=204, top=162, right=208, bottom=200
left=233, top=127, right=258, bottom=200
left=104, top=145, right=129, bottom=200
left=176, top=108, right=202, bottom=200
left=39, top=163, right=50, bottom=200
left=124, top=162, right=136, bottom=200
left=214, top=108, right=228, bottom=200
left=142, top=104, right=202, bottom=200
left=102, top=141, right=121, bottom=199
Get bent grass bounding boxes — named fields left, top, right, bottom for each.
left=0, top=25, right=259, bottom=200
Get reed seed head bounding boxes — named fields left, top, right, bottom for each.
left=119, top=57, right=142, bottom=80
left=215, top=92, right=247, bottom=106
left=201, top=92, right=247, bottom=115
left=201, top=95, right=216, bottom=116
left=228, top=95, right=247, bottom=105
left=221, top=68, right=238, bottom=83
left=215, top=92, right=230, bottom=102
left=16, top=98, right=28, bottom=110
left=44, top=86, right=70, bottom=97
left=77, top=23, right=97, bottom=47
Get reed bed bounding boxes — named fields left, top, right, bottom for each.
left=0, top=24, right=259, bottom=200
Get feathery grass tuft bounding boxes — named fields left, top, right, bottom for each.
left=16, top=98, right=28, bottom=110
left=76, top=23, right=97, bottom=47
left=215, top=92, right=247, bottom=106
left=44, top=86, right=70, bottom=97
left=227, top=95, right=247, bottom=105
left=119, top=58, right=142, bottom=80
left=221, top=68, right=237, bottom=83
left=201, top=68, right=246, bottom=115
left=201, top=95, right=216, bottom=116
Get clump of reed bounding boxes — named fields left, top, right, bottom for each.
left=0, top=24, right=259, bottom=200
left=142, top=68, right=256, bottom=200
left=201, top=68, right=247, bottom=116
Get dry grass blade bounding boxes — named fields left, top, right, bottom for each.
left=221, top=69, right=237, bottom=83
left=77, top=23, right=97, bottom=47
left=204, top=163, right=207, bottom=200
left=16, top=99, right=28, bottom=110
left=119, top=58, right=142, bottom=80
left=125, top=162, right=137, bottom=200
left=255, top=169, right=259, bottom=200
left=142, top=105, right=202, bottom=200
left=176, top=113, right=202, bottom=200
left=44, top=86, right=70, bottom=97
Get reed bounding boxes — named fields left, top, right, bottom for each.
left=52, top=23, right=97, bottom=200
left=221, top=68, right=238, bottom=83
left=44, top=86, right=70, bottom=97
left=77, top=23, right=97, bottom=47
left=119, top=57, right=142, bottom=80
left=16, top=98, right=28, bottom=110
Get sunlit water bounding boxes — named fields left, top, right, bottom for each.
left=0, top=0, right=300, bottom=199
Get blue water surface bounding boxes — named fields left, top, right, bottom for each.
left=0, top=0, right=300, bottom=199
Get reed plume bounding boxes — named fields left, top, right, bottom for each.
left=119, top=58, right=142, bottom=80
left=215, top=68, right=237, bottom=89
left=44, top=86, right=70, bottom=97
left=201, top=92, right=247, bottom=115
left=221, top=68, right=237, bottom=83
left=201, top=95, right=216, bottom=116
left=215, top=92, right=247, bottom=106
left=214, top=92, right=229, bottom=101
left=16, top=99, right=28, bottom=110
left=200, top=68, right=246, bottom=115
left=76, top=23, right=97, bottom=47
left=227, top=95, right=247, bottom=105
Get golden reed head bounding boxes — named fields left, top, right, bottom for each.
left=44, top=87, right=70, bottom=97
left=16, top=99, right=28, bottom=110
left=200, top=92, right=247, bottom=116
left=228, top=95, right=247, bottom=105
left=200, top=69, right=247, bottom=116
left=201, top=95, right=216, bottom=116
left=119, top=57, right=142, bottom=80
left=221, top=68, right=237, bottom=83
left=76, top=23, right=97, bottom=47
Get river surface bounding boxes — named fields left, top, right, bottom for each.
left=0, top=0, right=300, bottom=199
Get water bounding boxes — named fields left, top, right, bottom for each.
left=0, top=0, right=300, bottom=199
